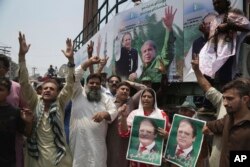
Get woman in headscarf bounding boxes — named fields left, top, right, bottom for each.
left=119, top=88, right=170, bottom=167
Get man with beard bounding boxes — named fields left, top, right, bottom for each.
left=203, top=77, right=250, bottom=167
left=137, top=118, right=159, bottom=154
left=192, top=54, right=241, bottom=167
left=70, top=56, right=118, bottom=167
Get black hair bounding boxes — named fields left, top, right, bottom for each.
left=141, top=88, right=156, bottom=108
left=107, top=75, right=121, bottom=83
left=117, top=81, right=131, bottom=89
left=0, top=77, right=12, bottom=92
left=42, top=79, right=60, bottom=92
left=86, top=73, right=102, bottom=83
left=0, top=54, right=10, bottom=69
left=222, top=78, right=250, bottom=98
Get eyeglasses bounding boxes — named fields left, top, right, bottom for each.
left=109, top=80, right=119, bottom=84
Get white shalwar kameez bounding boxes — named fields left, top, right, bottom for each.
left=70, top=65, right=117, bottom=167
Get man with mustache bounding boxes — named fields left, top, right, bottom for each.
left=137, top=118, right=159, bottom=154
left=203, top=77, right=250, bottom=167
left=18, top=32, right=75, bottom=167
left=70, top=56, right=118, bottom=167
left=175, top=119, right=197, bottom=159
left=105, top=75, right=121, bottom=99
left=107, top=81, right=146, bottom=167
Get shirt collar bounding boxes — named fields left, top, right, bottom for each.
left=176, top=145, right=193, bottom=157
left=139, top=141, right=156, bottom=151
left=233, top=110, right=250, bottom=125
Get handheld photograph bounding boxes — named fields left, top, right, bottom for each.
left=164, top=114, right=205, bottom=167
left=127, top=116, right=166, bottom=166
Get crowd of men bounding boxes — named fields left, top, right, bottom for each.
left=1, top=0, right=250, bottom=167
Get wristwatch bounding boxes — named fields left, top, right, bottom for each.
left=67, top=62, right=75, bottom=68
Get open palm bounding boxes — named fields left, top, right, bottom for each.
left=163, top=6, right=177, bottom=30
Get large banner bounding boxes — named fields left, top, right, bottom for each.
left=75, top=0, right=183, bottom=82
left=75, top=0, right=243, bottom=82
left=127, top=116, right=166, bottom=166
left=164, top=114, right=205, bottom=167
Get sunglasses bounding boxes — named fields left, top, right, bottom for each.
left=109, top=80, right=119, bottom=84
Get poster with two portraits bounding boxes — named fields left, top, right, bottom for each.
left=127, top=115, right=205, bottom=167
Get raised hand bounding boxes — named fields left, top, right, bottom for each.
left=128, top=73, right=137, bottom=81
left=99, top=56, right=109, bottom=67
left=162, top=6, right=177, bottom=31
left=89, top=56, right=101, bottom=65
left=119, top=104, right=129, bottom=117
left=18, top=32, right=31, bottom=57
left=81, top=56, right=100, bottom=70
left=118, top=104, right=127, bottom=114
left=61, top=38, right=74, bottom=62
left=87, top=40, right=94, bottom=58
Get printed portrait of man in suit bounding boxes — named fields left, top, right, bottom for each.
left=127, top=116, right=166, bottom=166
left=164, top=114, right=205, bottom=167
left=137, top=118, right=159, bottom=154
left=175, top=119, right=196, bottom=159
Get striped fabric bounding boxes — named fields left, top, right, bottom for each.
left=27, top=102, right=66, bottom=165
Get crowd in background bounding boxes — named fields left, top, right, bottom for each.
left=1, top=0, right=250, bottom=167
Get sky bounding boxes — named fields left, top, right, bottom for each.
left=0, top=0, right=149, bottom=76
left=0, top=0, right=85, bottom=76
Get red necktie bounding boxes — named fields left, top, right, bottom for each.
left=176, top=148, right=184, bottom=156
left=139, top=146, right=147, bottom=153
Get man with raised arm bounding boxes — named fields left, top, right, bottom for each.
left=70, top=56, right=117, bottom=167
left=18, top=32, right=75, bottom=167
left=191, top=55, right=226, bottom=167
